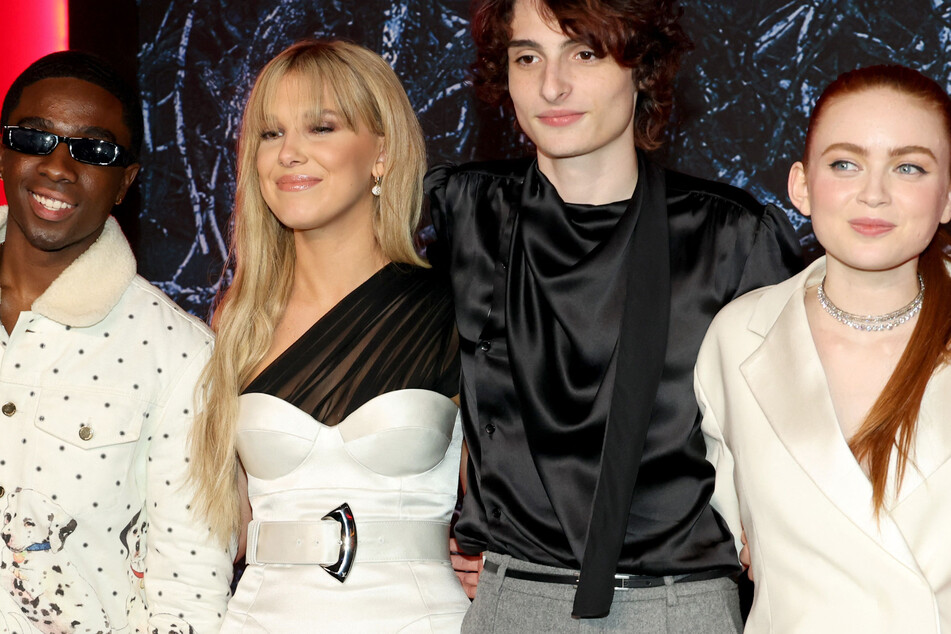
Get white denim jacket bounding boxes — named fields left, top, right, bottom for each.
left=0, top=206, right=232, bottom=633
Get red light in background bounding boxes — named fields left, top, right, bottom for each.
left=0, top=0, right=69, bottom=206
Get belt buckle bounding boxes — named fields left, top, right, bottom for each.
left=320, top=502, right=357, bottom=582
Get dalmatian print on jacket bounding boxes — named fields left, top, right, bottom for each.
left=1, top=488, right=110, bottom=633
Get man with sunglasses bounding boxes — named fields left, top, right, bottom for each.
left=0, top=51, right=231, bottom=633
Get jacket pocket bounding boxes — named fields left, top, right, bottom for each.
left=34, top=389, right=148, bottom=449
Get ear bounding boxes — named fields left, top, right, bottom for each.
left=114, top=162, right=140, bottom=206
left=787, top=161, right=811, bottom=217
left=372, top=141, right=386, bottom=180
left=941, top=187, right=951, bottom=225
left=55, top=518, right=77, bottom=552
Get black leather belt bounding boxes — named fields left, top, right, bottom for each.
left=484, top=560, right=732, bottom=589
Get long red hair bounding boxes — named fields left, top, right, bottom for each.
left=806, top=66, right=951, bottom=513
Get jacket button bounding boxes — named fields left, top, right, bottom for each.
left=485, top=423, right=496, bottom=434
left=479, top=340, right=491, bottom=352
left=79, top=425, right=94, bottom=441
left=491, top=507, right=502, bottom=519
left=1, top=402, right=15, bottom=416
left=0, top=486, right=5, bottom=498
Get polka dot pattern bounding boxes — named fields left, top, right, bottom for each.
left=0, top=265, right=232, bottom=632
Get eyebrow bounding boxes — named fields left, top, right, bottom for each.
left=508, top=38, right=578, bottom=51
left=13, top=116, right=55, bottom=130
left=78, top=126, right=119, bottom=143
left=13, top=116, right=118, bottom=143
left=890, top=145, right=937, bottom=160
left=302, top=109, right=344, bottom=125
left=820, top=142, right=937, bottom=160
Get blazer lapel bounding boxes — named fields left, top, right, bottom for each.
left=740, top=265, right=922, bottom=575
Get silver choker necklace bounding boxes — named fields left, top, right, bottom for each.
left=817, top=275, right=924, bottom=332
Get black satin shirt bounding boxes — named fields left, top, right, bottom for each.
left=426, top=155, right=802, bottom=613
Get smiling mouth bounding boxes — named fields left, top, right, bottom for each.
left=849, top=219, right=895, bottom=236
left=275, top=176, right=322, bottom=192
left=31, top=192, right=76, bottom=212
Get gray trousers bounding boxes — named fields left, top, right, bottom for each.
left=462, top=553, right=743, bottom=634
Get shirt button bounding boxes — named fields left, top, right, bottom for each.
left=479, top=340, right=491, bottom=352
left=79, top=425, right=94, bottom=441
left=485, top=423, right=496, bottom=435
left=491, top=507, right=502, bottom=519
left=1, top=402, right=15, bottom=416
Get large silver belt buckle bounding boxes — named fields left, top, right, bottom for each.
left=321, top=502, right=356, bottom=582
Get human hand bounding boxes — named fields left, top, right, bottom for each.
left=740, top=529, right=753, bottom=581
left=450, top=536, right=482, bottom=599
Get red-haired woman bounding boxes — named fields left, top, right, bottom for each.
left=696, top=65, right=951, bottom=633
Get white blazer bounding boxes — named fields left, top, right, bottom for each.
left=695, top=257, right=951, bottom=633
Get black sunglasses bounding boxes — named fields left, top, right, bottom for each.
left=1, top=125, right=135, bottom=167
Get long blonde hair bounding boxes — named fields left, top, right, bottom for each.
left=190, top=40, right=428, bottom=544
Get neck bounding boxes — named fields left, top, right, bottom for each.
left=821, top=257, right=922, bottom=317
left=0, top=230, right=84, bottom=313
left=537, top=145, right=638, bottom=205
left=291, top=223, right=389, bottom=309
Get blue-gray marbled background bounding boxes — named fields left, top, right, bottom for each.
left=136, top=0, right=951, bottom=316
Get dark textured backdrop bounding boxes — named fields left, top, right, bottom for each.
left=135, top=0, right=951, bottom=316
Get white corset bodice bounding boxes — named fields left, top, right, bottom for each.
left=237, top=389, right=461, bottom=524
left=222, top=389, right=469, bottom=633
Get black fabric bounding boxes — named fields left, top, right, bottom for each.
left=244, top=263, right=460, bottom=424
left=573, top=157, right=670, bottom=617
left=507, top=164, right=633, bottom=560
left=426, top=153, right=803, bottom=617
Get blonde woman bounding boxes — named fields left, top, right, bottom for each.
left=190, top=40, right=470, bottom=631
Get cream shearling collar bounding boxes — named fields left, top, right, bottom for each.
left=0, top=205, right=137, bottom=327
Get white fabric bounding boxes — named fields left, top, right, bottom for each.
left=246, top=518, right=450, bottom=565
left=223, top=390, right=469, bottom=632
left=0, top=206, right=233, bottom=633
left=695, top=256, right=950, bottom=633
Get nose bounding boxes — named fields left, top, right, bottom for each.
left=857, top=171, right=890, bottom=208
left=540, top=58, right=570, bottom=102
left=277, top=131, right=305, bottom=168
left=37, top=142, right=79, bottom=183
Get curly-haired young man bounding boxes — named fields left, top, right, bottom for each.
left=428, top=0, right=802, bottom=630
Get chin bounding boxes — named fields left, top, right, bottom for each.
left=535, top=143, right=596, bottom=161
left=832, top=254, right=916, bottom=274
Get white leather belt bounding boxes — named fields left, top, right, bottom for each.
left=246, top=518, right=450, bottom=566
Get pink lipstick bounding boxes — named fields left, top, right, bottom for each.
left=849, top=218, right=895, bottom=237
left=276, top=175, right=321, bottom=192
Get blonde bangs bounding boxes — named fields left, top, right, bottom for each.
left=254, top=52, right=384, bottom=138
